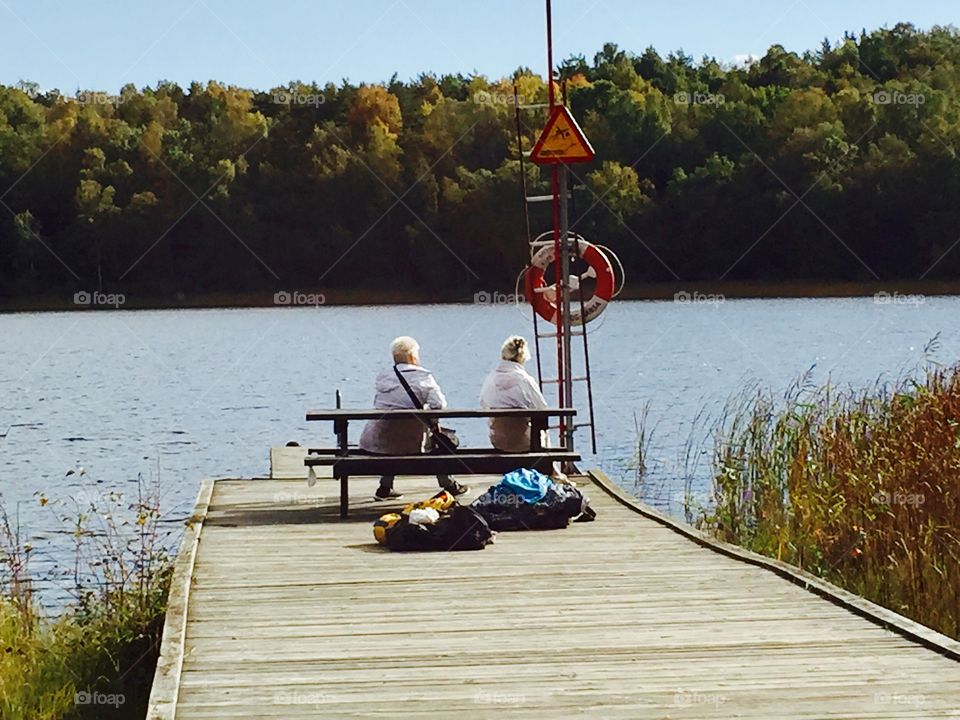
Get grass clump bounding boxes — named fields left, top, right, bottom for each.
left=698, top=363, right=960, bottom=639
left=0, top=475, right=175, bottom=719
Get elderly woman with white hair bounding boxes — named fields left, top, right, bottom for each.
left=359, top=336, right=468, bottom=501
left=480, top=335, right=568, bottom=481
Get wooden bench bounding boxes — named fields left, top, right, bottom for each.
left=305, top=408, right=580, bottom=517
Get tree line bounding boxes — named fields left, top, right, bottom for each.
left=2, top=22, right=960, bottom=305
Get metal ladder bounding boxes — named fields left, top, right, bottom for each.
left=514, top=83, right=598, bottom=454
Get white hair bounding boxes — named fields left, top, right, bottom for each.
left=391, top=336, right=420, bottom=364
left=501, top=335, right=530, bottom=363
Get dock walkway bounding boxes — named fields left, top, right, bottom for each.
left=149, top=470, right=960, bottom=718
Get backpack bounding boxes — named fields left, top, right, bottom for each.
left=471, top=477, right=595, bottom=531
left=381, top=505, right=494, bottom=552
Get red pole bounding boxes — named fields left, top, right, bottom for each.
left=545, top=0, right=565, bottom=426
left=546, top=0, right=555, bottom=110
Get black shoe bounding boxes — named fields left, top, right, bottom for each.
left=374, top=488, right=404, bottom=501
left=443, top=481, right=470, bottom=497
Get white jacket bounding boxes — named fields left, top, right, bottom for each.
left=479, top=360, right=548, bottom=452
left=358, top=364, right=447, bottom=454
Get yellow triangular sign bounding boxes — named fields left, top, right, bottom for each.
left=530, top=106, right=595, bottom=164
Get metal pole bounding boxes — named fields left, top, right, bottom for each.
left=559, top=164, right=574, bottom=452
left=551, top=165, right=563, bottom=420
left=545, top=0, right=566, bottom=439
left=546, top=0, right=555, bottom=109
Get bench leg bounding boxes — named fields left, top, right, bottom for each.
left=340, top=474, right=349, bottom=519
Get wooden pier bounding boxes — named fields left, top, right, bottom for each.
left=148, top=467, right=960, bottom=719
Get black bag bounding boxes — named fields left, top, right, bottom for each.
left=393, top=365, right=459, bottom=454
left=424, top=426, right=460, bottom=454
left=472, top=482, right=594, bottom=531
left=386, top=505, right=494, bottom=552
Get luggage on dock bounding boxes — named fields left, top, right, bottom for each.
left=373, top=491, right=494, bottom=552
left=471, top=469, right=596, bottom=530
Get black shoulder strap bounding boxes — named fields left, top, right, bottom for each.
left=393, top=365, right=424, bottom=410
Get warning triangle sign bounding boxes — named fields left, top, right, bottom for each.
left=530, top=105, right=595, bottom=164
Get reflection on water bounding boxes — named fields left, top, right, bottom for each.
left=1, top=298, right=957, bottom=595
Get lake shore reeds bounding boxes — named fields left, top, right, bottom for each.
left=0, top=475, right=174, bottom=719
left=696, top=363, right=960, bottom=639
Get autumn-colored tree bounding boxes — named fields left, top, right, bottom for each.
left=2, top=24, right=960, bottom=303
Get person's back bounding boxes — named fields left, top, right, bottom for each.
left=360, top=362, right=446, bottom=454
left=479, top=336, right=547, bottom=452
left=358, top=336, right=467, bottom=500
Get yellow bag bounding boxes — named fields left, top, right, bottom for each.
left=401, top=489, right=455, bottom=515
left=373, top=490, right=455, bottom=545
left=373, top=513, right=402, bottom=545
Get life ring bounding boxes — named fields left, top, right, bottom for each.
left=524, top=238, right=615, bottom=325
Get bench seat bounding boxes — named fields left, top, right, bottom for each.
left=306, top=451, right=578, bottom=474
left=305, top=446, right=574, bottom=457
left=306, top=451, right=580, bottom=518
left=306, top=406, right=580, bottom=518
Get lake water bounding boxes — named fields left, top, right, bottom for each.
left=2, top=297, right=957, bottom=596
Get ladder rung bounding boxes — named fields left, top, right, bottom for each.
left=536, top=330, right=585, bottom=339
left=530, top=238, right=579, bottom=247
left=540, top=376, right=589, bottom=384
left=526, top=193, right=571, bottom=203
left=546, top=423, right=590, bottom=432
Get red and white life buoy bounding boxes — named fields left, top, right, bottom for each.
left=524, top=238, right=615, bottom=326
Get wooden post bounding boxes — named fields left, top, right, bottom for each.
left=335, top=418, right=349, bottom=518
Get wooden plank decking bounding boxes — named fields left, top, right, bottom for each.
left=149, top=471, right=960, bottom=719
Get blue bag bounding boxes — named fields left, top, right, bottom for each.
left=495, top=468, right=553, bottom=504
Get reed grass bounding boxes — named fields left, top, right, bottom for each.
left=0, top=474, right=174, bottom=719
left=697, top=363, right=960, bottom=639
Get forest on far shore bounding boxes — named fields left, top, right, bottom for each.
left=2, top=22, right=960, bottom=305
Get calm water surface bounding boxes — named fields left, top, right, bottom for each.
left=1, top=298, right=957, bottom=595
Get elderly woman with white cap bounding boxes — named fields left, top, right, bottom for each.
left=479, top=335, right=568, bottom=482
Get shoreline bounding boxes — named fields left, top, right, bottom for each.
left=2, top=280, right=959, bottom=313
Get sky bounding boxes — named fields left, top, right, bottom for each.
left=1, top=0, right=959, bottom=93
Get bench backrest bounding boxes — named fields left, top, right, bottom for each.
left=306, top=408, right=576, bottom=421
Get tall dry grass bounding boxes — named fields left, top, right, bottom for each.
left=698, top=363, right=960, bottom=639
left=0, top=474, right=175, bottom=719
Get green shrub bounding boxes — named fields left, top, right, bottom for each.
left=0, top=475, right=174, bottom=719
